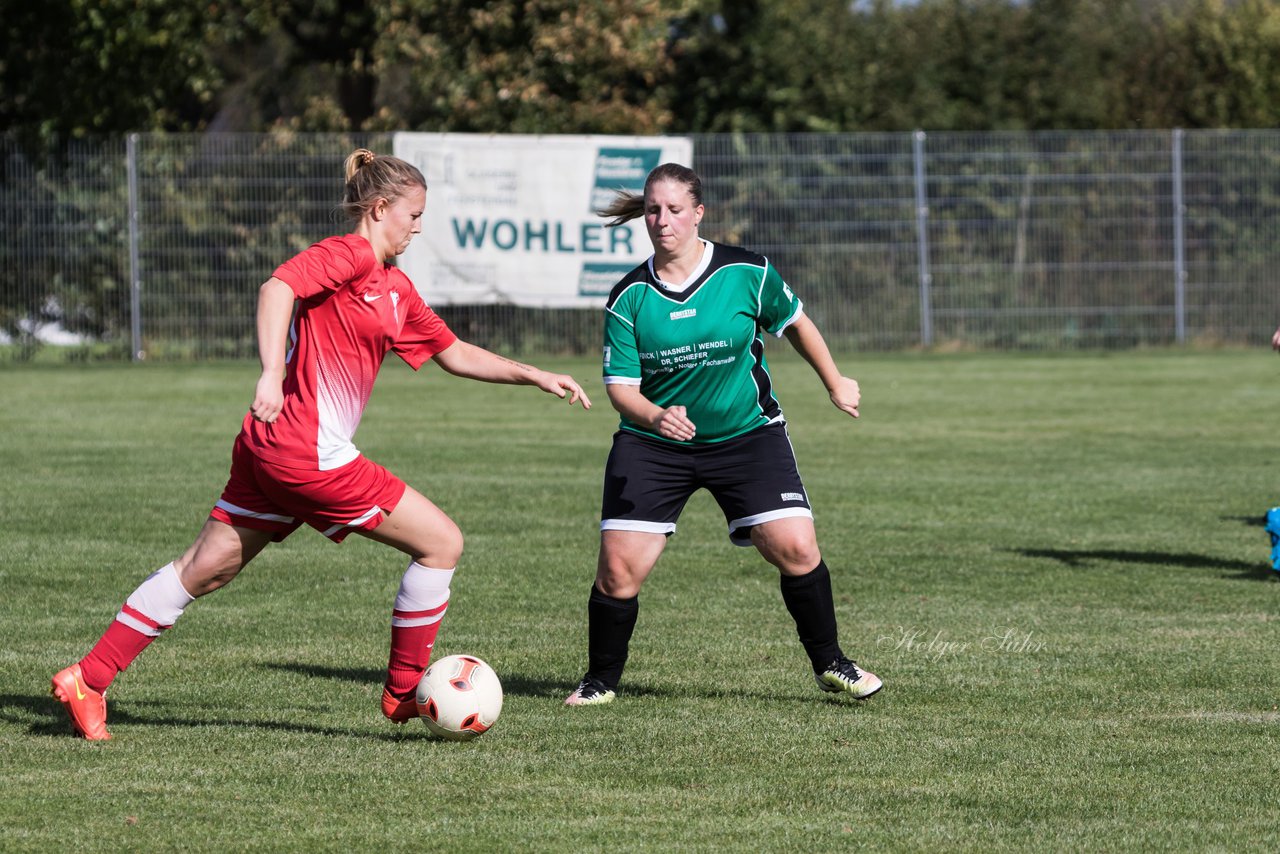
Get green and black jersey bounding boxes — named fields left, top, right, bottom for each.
left=603, top=239, right=803, bottom=444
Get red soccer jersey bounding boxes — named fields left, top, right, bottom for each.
left=240, top=234, right=457, bottom=470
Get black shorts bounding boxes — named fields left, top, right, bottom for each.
left=600, top=422, right=812, bottom=546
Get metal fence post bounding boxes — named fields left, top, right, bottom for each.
left=913, top=130, right=933, bottom=347
left=1171, top=128, right=1186, bottom=344
left=127, top=133, right=144, bottom=361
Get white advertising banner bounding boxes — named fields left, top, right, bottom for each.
left=392, top=133, right=694, bottom=308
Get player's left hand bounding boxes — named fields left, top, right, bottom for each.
left=829, top=376, right=860, bottom=419
left=539, top=372, right=592, bottom=410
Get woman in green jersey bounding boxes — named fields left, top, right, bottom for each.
left=565, top=163, right=882, bottom=706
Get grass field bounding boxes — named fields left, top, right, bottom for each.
left=1, top=349, right=1278, bottom=851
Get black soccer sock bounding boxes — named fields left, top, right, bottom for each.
left=779, top=560, right=843, bottom=673
left=585, top=584, right=639, bottom=690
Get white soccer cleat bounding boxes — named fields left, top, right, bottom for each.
left=564, top=675, right=616, bottom=706
left=816, top=656, right=883, bottom=699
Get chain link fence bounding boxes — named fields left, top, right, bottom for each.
left=3, top=130, right=1278, bottom=363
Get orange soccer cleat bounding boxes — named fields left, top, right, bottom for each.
left=50, top=663, right=112, bottom=741
left=380, top=685, right=419, bottom=724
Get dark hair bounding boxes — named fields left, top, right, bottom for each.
left=595, top=162, right=703, bottom=227
left=339, top=148, right=427, bottom=223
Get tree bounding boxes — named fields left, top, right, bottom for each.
left=371, top=0, right=688, bottom=134
left=0, top=0, right=222, bottom=144
left=1132, top=0, right=1280, bottom=128
left=667, top=0, right=878, bottom=132
left=6, top=0, right=1280, bottom=142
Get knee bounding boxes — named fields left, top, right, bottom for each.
left=594, top=531, right=663, bottom=598
left=175, top=549, right=243, bottom=598
left=422, top=521, right=464, bottom=568
left=595, top=552, right=629, bottom=587
left=442, top=528, right=464, bottom=567
left=760, top=536, right=821, bottom=576
left=595, top=553, right=643, bottom=598
left=595, top=576, right=638, bottom=599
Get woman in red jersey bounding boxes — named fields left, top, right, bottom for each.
left=51, top=148, right=592, bottom=740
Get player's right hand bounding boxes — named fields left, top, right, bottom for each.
left=251, top=374, right=284, bottom=423
left=654, top=405, right=696, bottom=442
left=829, top=376, right=861, bottom=419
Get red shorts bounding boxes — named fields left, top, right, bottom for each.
left=210, top=434, right=408, bottom=543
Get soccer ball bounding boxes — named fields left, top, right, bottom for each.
left=415, top=654, right=503, bottom=741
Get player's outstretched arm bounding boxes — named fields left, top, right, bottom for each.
left=782, top=313, right=860, bottom=419
left=433, top=340, right=592, bottom=409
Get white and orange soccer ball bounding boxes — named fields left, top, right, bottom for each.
left=415, top=654, right=503, bottom=741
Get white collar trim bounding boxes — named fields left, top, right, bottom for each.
left=651, top=239, right=713, bottom=292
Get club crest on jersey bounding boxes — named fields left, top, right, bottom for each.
left=670, top=308, right=696, bottom=320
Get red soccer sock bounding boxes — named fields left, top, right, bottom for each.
left=76, top=563, right=194, bottom=693
left=385, top=612, right=446, bottom=696
left=78, top=620, right=158, bottom=693
left=384, top=563, right=454, bottom=697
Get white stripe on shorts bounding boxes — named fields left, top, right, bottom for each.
left=214, top=499, right=294, bottom=524
left=600, top=519, right=677, bottom=535
left=727, top=507, right=814, bottom=546
left=322, top=505, right=384, bottom=539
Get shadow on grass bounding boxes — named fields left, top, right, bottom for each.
left=260, top=661, right=572, bottom=701
left=14, top=693, right=439, bottom=741
left=15, top=671, right=860, bottom=740
left=1015, top=548, right=1276, bottom=581
left=254, top=662, right=827, bottom=705
left=1222, top=514, right=1268, bottom=528
left=261, top=661, right=382, bottom=684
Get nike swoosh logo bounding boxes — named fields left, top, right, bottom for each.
left=72, top=673, right=88, bottom=701
left=363, top=293, right=383, bottom=303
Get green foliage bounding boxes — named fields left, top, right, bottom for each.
left=1131, top=0, right=1280, bottom=129
left=669, top=0, right=890, bottom=132
left=0, top=0, right=223, bottom=144
left=0, top=138, right=130, bottom=356
left=370, top=0, right=688, bottom=134
left=2, top=352, right=1279, bottom=849
left=6, top=0, right=1280, bottom=138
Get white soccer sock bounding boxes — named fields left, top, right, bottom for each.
left=392, top=562, right=454, bottom=626
left=116, top=562, right=196, bottom=636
